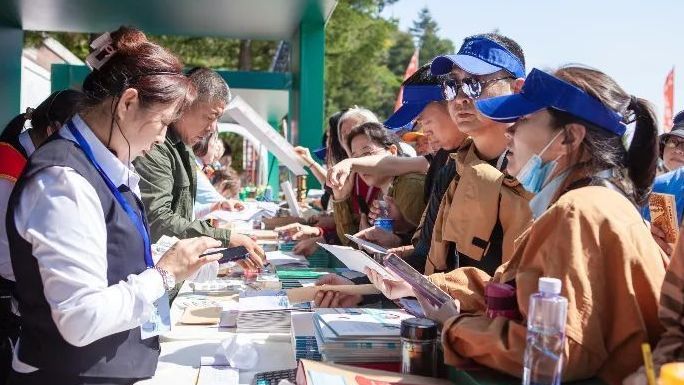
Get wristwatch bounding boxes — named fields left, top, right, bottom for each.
left=154, top=266, right=176, bottom=291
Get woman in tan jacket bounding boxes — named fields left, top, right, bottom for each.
left=368, top=66, right=667, bottom=385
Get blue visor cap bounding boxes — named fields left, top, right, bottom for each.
left=475, top=68, right=626, bottom=136
left=313, top=147, right=327, bottom=162
left=430, top=36, right=526, bottom=79
left=384, top=85, right=444, bottom=129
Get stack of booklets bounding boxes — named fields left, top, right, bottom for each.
left=291, top=312, right=322, bottom=361
left=312, top=308, right=413, bottom=363
left=236, top=289, right=310, bottom=333
left=279, top=241, right=331, bottom=268
left=275, top=267, right=342, bottom=289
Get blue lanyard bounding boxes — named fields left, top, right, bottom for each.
left=66, top=121, right=154, bottom=268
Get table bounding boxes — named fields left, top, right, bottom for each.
left=135, top=280, right=297, bottom=385
left=136, top=244, right=606, bottom=385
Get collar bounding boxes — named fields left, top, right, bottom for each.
left=18, top=130, right=36, bottom=156
left=60, top=114, right=141, bottom=197
left=452, top=138, right=508, bottom=175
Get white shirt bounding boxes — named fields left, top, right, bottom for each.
left=12, top=115, right=165, bottom=372
left=0, top=130, right=35, bottom=281
left=193, top=157, right=225, bottom=220
left=399, top=142, right=417, bottom=157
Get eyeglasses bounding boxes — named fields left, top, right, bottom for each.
left=441, top=75, right=515, bottom=101
left=664, top=137, right=684, bottom=152
left=352, top=147, right=386, bottom=158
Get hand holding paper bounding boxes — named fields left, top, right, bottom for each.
left=365, top=266, right=413, bottom=300
left=316, top=243, right=393, bottom=279
left=308, top=274, right=370, bottom=308
left=287, top=283, right=379, bottom=305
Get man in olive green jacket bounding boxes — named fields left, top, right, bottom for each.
left=134, top=67, right=263, bottom=265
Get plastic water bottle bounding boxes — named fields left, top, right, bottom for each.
left=263, top=186, right=273, bottom=202
left=374, top=199, right=394, bottom=232
left=522, top=277, right=568, bottom=385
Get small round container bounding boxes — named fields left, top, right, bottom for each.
left=400, top=317, right=438, bottom=377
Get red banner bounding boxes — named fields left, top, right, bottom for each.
left=664, top=67, right=675, bottom=132
left=393, top=48, right=420, bottom=112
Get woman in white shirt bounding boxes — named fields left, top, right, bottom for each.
left=0, top=90, right=83, bottom=384
left=5, top=26, right=229, bottom=385
left=192, top=130, right=243, bottom=219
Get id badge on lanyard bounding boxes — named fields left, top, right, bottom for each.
left=67, top=121, right=170, bottom=339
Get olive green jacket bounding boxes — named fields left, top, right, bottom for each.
left=134, top=129, right=231, bottom=245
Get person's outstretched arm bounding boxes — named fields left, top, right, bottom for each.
left=328, top=155, right=429, bottom=189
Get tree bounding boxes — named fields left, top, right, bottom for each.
left=409, top=7, right=454, bottom=65
left=324, top=0, right=401, bottom=120
left=25, top=32, right=277, bottom=70
left=386, top=30, right=416, bottom=78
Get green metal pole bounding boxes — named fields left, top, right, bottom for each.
left=267, top=119, right=281, bottom=196
left=0, top=26, right=23, bottom=133
left=293, top=19, right=325, bottom=189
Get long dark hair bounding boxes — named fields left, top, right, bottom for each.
left=0, top=90, right=84, bottom=144
left=327, top=109, right=349, bottom=166
left=550, top=66, right=658, bottom=206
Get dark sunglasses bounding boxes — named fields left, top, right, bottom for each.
left=441, top=75, right=514, bottom=101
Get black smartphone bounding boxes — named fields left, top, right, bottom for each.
left=200, top=246, right=249, bottom=264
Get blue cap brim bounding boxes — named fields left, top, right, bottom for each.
left=384, top=102, right=428, bottom=129
left=312, top=147, right=327, bottom=162
left=431, top=54, right=504, bottom=76
left=475, top=93, right=547, bottom=123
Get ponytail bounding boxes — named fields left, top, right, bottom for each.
left=0, top=90, right=84, bottom=146
left=625, top=96, right=659, bottom=206
left=0, top=109, right=31, bottom=143
left=553, top=66, right=660, bottom=207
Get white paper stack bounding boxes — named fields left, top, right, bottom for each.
left=265, top=250, right=309, bottom=267
left=236, top=290, right=310, bottom=333
left=312, top=308, right=413, bottom=363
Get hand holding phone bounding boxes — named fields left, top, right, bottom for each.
left=200, top=246, right=249, bottom=264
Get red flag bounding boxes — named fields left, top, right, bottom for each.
left=664, top=67, right=675, bottom=132
left=393, top=48, right=420, bottom=112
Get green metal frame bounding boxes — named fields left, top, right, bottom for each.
left=50, top=64, right=292, bottom=92
left=2, top=0, right=329, bottom=195
left=0, top=27, right=23, bottom=129
left=289, top=19, right=326, bottom=189
left=50, top=64, right=295, bottom=193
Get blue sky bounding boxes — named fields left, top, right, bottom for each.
left=381, top=0, right=681, bottom=126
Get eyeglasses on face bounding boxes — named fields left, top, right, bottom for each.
left=441, top=75, right=514, bottom=101
left=664, top=137, right=684, bottom=152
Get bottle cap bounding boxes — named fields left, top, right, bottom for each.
left=401, top=317, right=438, bottom=340
left=538, top=277, right=562, bottom=295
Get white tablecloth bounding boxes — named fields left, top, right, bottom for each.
left=135, top=280, right=297, bottom=385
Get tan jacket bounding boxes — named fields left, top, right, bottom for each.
left=426, top=138, right=533, bottom=274
left=650, top=226, right=684, bottom=369
left=430, top=185, right=668, bottom=385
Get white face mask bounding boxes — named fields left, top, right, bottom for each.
left=516, top=130, right=564, bottom=193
